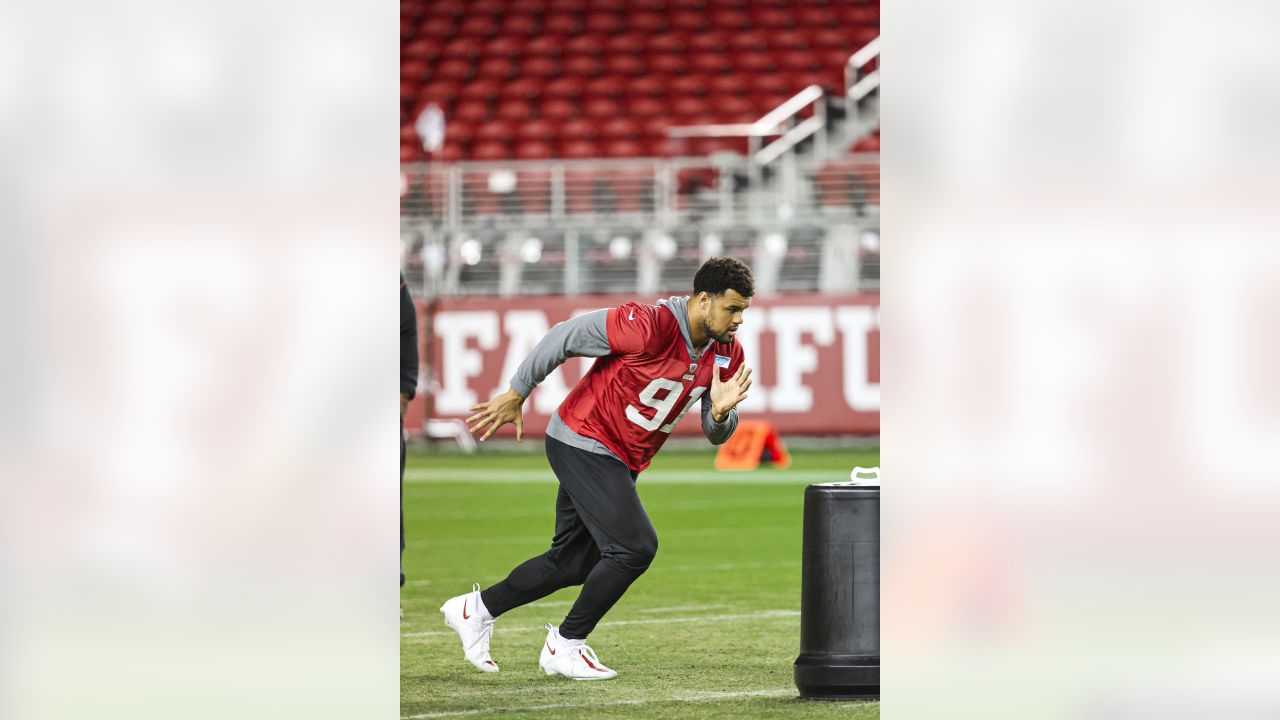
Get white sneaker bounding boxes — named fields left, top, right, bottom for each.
left=440, top=583, right=499, bottom=673
left=539, top=624, right=618, bottom=680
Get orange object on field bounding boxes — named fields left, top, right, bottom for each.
left=714, top=420, right=792, bottom=470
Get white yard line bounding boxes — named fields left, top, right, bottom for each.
left=401, top=688, right=795, bottom=719
left=635, top=604, right=729, bottom=613
left=402, top=609, right=799, bottom=639
left=404, top=469, right=838, bottom=484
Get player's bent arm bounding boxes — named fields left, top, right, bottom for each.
left=701, top=394, right=738, bottom=445
left=510, top=309, right=612, bottom=397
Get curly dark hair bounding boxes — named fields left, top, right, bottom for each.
left=693, top=256, right=754, bottom=298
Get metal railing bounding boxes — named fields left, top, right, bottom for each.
left=846, top=36, right=880, bottom=128
left=400, top=154, right=878, bottom=232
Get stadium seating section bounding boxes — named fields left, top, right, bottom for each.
left=401, top=0, right=880, bottom=162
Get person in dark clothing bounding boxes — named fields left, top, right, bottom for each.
left=401, top=274, right=419, bottom=590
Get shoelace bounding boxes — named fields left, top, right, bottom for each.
left=474, top=618, right=495, bottom=657
left=574, top=643, right=607, bottom=670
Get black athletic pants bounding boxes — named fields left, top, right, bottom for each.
left=480, top=436, right=658, bottom=639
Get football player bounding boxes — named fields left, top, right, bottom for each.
left=441, top=257, right=754, bottom=679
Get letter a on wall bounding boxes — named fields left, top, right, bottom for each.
left=715, top=420, right=792, bottom=471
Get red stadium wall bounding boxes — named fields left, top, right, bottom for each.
left=406, top=293, right=879, bottom=437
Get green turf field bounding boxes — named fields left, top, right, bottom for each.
left=401, top=444, right=880, bottom=720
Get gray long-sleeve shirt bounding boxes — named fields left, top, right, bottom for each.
left=510, top=296, right=738, bottom=463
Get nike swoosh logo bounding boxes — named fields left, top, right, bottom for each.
left=462, top=599, right=470, bottom=620
left=629, top=309, right=635, bottom=320
left=545, top=641, right=556, bottom=655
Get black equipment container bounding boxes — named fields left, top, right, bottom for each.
left=794, top=472, right=880, bottom=700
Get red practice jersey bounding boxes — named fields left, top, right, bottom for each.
left=557, top=300, right=745, bottom=471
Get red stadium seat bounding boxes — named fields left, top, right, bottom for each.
left=435, top=143, right=464, bottom=163
left=585, top=75, right=623, bottom=100
left=607, top=33, right=647, bottom=56
left=751, top=7, right=795, bottom=28
left=453, top=100, right=491, bottom=123
left=626, top=75, right=666, bottom=98
left=496, top=99, right=535, bottom=122
left=796, top=7, right=839, bottom=28
left=735, top=51, right=778, bottom=74
left=670, top=74, right=711, bottom=97
left=500, top=14, right=541, bottom=37
left=564, top=33, right=604, bottom=56
left=458, top=15, right=496, bottom=37
left=648, top=53, right=688, bottom=75
left=433, top=58, right=472, bottom=81
left=688, top=32, right=727, bottom=53
left=403, top=38, right=433, bottom=60
left=563, top=55, right=603, bottom=76
left=402, top=58, right=429, bottom=82
left=444, top=122, right=475, bottom=144
left=560, top=117, right=599, bottom=140
left=524, top=35, right=563, bottom=56
left=690, top=53, right=732, bottom=75
left=540, top=98, right=579, bottom=120
left=543, top=13, right=583, bottom=35
left=811, top=28, right=852, bottom=50
left=471, top=142, right=510, bottom=161
left=561, top=140, right=600, bottom=159
left=440, top=39, right=480, bottom=60
left=543, top=76, right=584, bottom=99
left=515, top=142, right=555, bottom=161
left=603, top=139, right=644, bottom=158
left=642, top=116, right=673, bottom=138
left=583, top=97, right=622, bottom=119
left=670, top=11, right=709, bottom=32
left=505, top=77, right=544, bottom=101
left=625, top=96, right=666, bottom=118
left=709, top=74, right=747, bottom=97
left=522, top=56, right=561, bottom=78
left=648, top=33, right=688, bottom=54
left=851, top=132, right=880, bottom=153
left=671, top=95, right=707, bottom=117
left=474, top=120, right=516, bottom=143
left=628, top=12, right=668, bottom=34
left=779, top=51, right=823, bottom=73
left=514, top=118, right=557, bottom=141
left=604, top=54, right=646, bottom=77
left=475, top=56, right=516, bottom=79
left=483, top=36, right=524, bottom=57
left=715, top=95, right=756, bottom=121
left=599, top=117, right=641, bottom=139
left=583, top=12, right=624, bottom=34
left=710, top=9, right=750, bottom=30
left=727, top=30, right=769, bottom=52
left=508, top=0, right=546, bottom=14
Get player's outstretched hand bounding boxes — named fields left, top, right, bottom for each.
left=710, top=364, right=753, bottom=422
left=466, top=387, right=526, bottom=442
